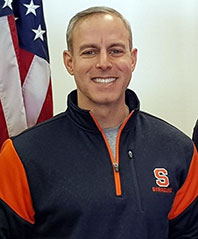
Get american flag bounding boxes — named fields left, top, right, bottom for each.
left=0, top=0, right=53, bottom=147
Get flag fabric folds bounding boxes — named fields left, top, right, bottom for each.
left=0, top=0, right=53, bottom=147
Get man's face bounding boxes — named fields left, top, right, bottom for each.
left=64, top=13, right=137, bottom=110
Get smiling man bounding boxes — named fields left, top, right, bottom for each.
left=63, top=11, right=137, bottom=129
left=0, top=6, right=198, bottom=239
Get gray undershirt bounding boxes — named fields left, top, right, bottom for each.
left=103, top=126, right=120, bottom=159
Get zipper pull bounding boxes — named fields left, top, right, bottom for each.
left=113, top=162, right=119, bottom=172
left=128, top=150, right=133, bottom=159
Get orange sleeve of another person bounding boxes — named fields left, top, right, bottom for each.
left=168, top=145, right=198, bottom=220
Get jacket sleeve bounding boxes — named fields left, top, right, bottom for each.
left=0, top=139, right=35, bottom=238
left=168, top=145, right=198, bottom=238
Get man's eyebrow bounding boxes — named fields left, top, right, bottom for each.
left=108, top=43, right=127, bottom=49
left=79, top=44, right=98, bottom=52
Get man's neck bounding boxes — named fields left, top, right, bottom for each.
left=90, top=103, right=129, bottom=129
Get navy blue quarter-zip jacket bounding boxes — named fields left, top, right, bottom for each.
left=0, top=89, right=198, bottom=238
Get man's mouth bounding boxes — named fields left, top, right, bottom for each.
left=92, top=77, right=117, bottom=84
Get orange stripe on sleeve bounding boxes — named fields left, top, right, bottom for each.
left=168, top=145, right=198, bottom=220
left=0, top=139, right=35, bottom=224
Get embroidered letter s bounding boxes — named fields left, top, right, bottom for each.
left=153, top=168, right=170, bottom=187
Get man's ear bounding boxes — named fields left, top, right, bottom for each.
left=131, top=48, right=138, bottom=72
left=63, top=50, right=74, bottom=75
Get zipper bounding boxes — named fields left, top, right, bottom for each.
left=128, top=149, right=143, bottom=211
left=90, top=110, right=134, bottom=196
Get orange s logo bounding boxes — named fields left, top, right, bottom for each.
left=153, top=168, right=170, bottom=187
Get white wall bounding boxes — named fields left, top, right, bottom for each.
left=43, top=0, right=198, bottom=137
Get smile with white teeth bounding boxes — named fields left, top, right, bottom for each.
left=92, top=78, right=117, bottom=84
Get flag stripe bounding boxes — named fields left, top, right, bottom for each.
left=22, top=55, right=51, bottom=128
left=0, top=15, right=27, bottom=137
left=19, top=48, right=34, bottom=85
left=0, top=100, right=9, bottom=147
left=37, top=80, right=53, bottom=124
left=7, top=15, right=20, bottom=67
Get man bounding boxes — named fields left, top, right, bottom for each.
left=193, top=119, right=198, bottom=149
left=0, top=6, right=197, bottom=239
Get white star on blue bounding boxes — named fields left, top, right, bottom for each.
left=0, top=0, right=49, bottom=62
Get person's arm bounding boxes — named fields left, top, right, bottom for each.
left=168, top=145, right=198, bottom=238
left=0, top=139, right=35, bottom=238
left=192, top=120, right=198, bottom=150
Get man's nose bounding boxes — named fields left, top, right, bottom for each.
left=95, top=50, right=112, bottom=70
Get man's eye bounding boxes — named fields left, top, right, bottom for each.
left=82, top=50, right=96, bottom=56
left=109, top=49, right=124, bottom=55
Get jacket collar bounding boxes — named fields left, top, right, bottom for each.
left=66, top=89, right=140, bottom=132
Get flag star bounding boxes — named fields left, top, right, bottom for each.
left=32, top=25, right=45, bottom=41
left=23, top=0, right=40, bottom=16
left=2, top=0, right=13, bottom=10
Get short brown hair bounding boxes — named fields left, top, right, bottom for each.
left=66, top=6, right=133, bottom=53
